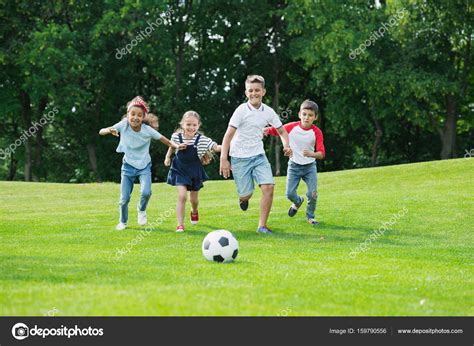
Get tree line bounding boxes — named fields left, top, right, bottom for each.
left=0, top=0, right=472, bottom=183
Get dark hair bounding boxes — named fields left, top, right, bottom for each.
left=126, top=96, right=149, bottom=115
left=121, top=112, right=158, bottom=130
left=245, top=74, right=265, bottom=88
left=144, top=113, right=159, bottom=130
left=300, top=99, right=319, bottom=114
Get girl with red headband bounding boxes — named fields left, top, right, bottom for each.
left=99, top=96, right=186, bottom=230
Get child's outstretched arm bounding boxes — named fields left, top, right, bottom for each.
left=159, top=136, right=187, bottom=151
left=219, top=126, right=236, bottom=179
left=212, top=144, right=222, bottom=152
left=276, top=126, right=292, bottom=157
left=99, top=127, right=119, bottom=137
left=164, top=147, right=175, bottom=167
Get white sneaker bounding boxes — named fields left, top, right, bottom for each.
left=116, top=223, right=127, bottom=231
left=138, top=210, right=147, bottom=226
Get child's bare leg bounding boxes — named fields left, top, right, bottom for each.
left=176, top=186, right=188, bottom=226
left=190, top=191, right=199, bottom=213
left=239, top=194, right=252, bottom=203
left=259, top=184, right=274, bottom=227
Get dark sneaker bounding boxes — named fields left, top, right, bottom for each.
left=257, top=226, right=273, bottom=234
left=239, top=200, right=249, bottom=211
left=288, top=197, right=304, bottom=217
left=307, top=218, right=319, bottom=226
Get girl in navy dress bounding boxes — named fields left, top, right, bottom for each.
left=165, top=111, right=221, bottom=232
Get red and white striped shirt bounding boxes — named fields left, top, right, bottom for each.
left=266, top=122, right=325, bottom=165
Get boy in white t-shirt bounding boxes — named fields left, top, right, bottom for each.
left=220, top=75, right=291, bottom=234
left=265, top=100, right=325, bottom=225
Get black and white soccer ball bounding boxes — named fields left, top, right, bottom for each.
left=202, top=230, right=239, bottom=263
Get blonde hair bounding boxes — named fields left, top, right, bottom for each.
left=245, top=74, right=265, bottom=88
left=175, top=110, right=215, bottom=165
left=176, top=110, right=201, bottom=133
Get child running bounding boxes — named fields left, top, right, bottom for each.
left=220, top=75, right=291, bottom=234
left=165, top=111, right=221, bottom=232
left=265, top=99, right=325, bottom=225
left=99, top=96, right=185, bottom=230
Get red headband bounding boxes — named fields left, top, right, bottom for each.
left=127, top=96, right=149, bottom=114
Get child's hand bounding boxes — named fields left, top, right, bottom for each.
left=219, top=159, right=232, bottom=179
left=303, top=149, right=314, bottom=158
left=164, top=157, right=171, bottom=167
left=110, top=128, right=119, bottom=137
left=283, top=146, right=292, bottom=157
left=263, top=127, right=270, bottom=137
left=174, top=143, right=187, bottom=151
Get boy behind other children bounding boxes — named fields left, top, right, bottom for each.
left=265, top=99, right=325, bottom=225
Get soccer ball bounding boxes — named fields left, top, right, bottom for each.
left=202, top=230, right=239, bottom=263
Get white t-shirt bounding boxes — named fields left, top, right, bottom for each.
left=266, top=121, right=325, bottom=165
left=228, top=102, right=282, bottom=158
left=170, top=132, right=217, bottom=159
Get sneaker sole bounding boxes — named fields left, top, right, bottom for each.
left=190, top=221, right=198, bottom=225
left=288, top=208, right=298, bottom=217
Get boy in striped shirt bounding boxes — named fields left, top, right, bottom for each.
left=265, top=100, right=325, bottom=225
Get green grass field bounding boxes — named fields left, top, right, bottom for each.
left=1, top=159, right=472, bottom=316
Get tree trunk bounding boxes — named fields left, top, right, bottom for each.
left=371, top=118, right=383, bottom=166
left=7, top=154, right=17, bottom=181
left=440, top=95, right=457, bottom=159
left=19, top=90, right=32, bottom=181
left=174, top=0, right=192, bottom=100
left=31, top=125, right=43, bottom=182
left=31, top=97, right=48, bottom=182
left=86, top=143, right=101, bottom=182
left=175, top=41, right=183, bottom=99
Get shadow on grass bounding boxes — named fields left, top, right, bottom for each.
left=122, top=222, right=427, bottom=247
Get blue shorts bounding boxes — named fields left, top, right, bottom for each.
left=231, top=154, right=274, bottom=197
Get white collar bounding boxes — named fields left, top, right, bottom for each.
left=246, top=102, right=264, bottom=112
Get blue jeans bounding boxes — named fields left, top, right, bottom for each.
left=286, top=161, right=318, bottom=219
left=119, top=161, right=152, bottom=224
